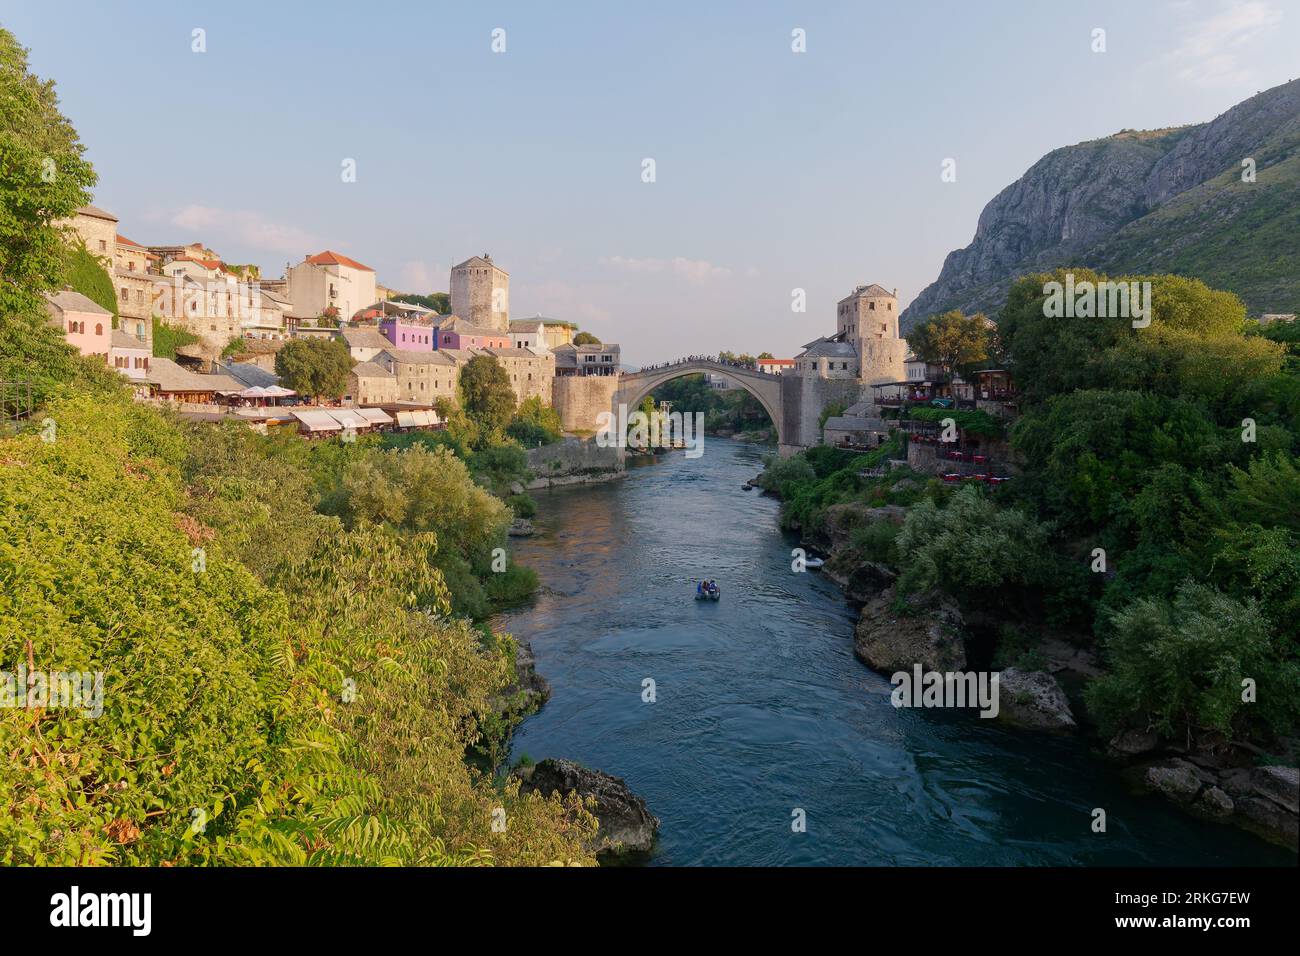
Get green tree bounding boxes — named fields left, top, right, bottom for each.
left=0, top=27, right=111, bottom=407
left=573, top=331, right=601, bottom=345
left=274, top=337, right=353, bottom=402
left=392, top=292, right=450, bottom=314
left=905, top=310, right=990, bottom=378
left=1086, top=581, right=1300, bottom=743
left=894, top=483, right=1053, bottom=597
left=507, top=395, right=563, bottom=446
left=458, top=354, right=515, bottom=441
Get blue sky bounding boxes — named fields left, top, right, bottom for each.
left=5, top=0, right=1298, bottom=362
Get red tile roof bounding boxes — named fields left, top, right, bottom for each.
left=306, top=250, right=374, bottom=272
left=173, top=255, right=223, bottom=270
left=116, top=233, right=143, bottom=248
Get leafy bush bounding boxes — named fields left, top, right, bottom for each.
left=507, top=396, right=563, bottom=447
left=894, top=483, right=1053, bottom=597
left=1085, top=581, right=1300, bottom=743
left=507, top=493, right=537, bottom=518
left=151, top=317, right=199, bottom=359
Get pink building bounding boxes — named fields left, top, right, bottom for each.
left=45, top=290, right=112, bottom=362
left=434, top=316, right=510, bottom=351
left=379, top=316, right=435, bottom=351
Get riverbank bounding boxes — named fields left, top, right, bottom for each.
left=754, top=450, right=1299, bottom=852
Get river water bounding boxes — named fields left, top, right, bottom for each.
left=498, top=439, right=1290, bottom=866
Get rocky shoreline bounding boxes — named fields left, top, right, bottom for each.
left=755, top=476, right=1299, bottom=851
left=493, top=601, right=659, bottom=863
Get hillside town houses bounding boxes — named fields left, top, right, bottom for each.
left=47, top=202, right=603, bottom=437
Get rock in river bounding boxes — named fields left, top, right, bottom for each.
left=995, top=668, right=1076, bottom=732
left=517, top=758, right=660, bottom=859
left=853, top=586, right=966, bottom=673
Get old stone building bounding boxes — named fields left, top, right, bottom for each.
left=834, top=284, right=908, bottom=386
left=112, top=233, right=156, bottom=350
left=374, top=349, right=460, bottom=404
left=509, top=316, right=575, bottom=351
left=779, top=282, right=910, bottom=455
left=450, top=254, right=509, bottom=332
left=482, top=346, right=555, bottom=405
left=345, top=360, right=400, bottom=406
left=61, top=204, right=118, bottom=260
left=553, top=341, right=620, bottom=376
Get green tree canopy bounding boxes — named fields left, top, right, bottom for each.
left=392, top=292, right=450, bottom=314
left=507, top=395, right=563, bottom=446
left=0, top=27, right=113, bottom=408
left=458, top=354, right=515, bottom=441
left=905, top=310, right=990, bottom=378
left=273, top=338, right=353, bottom=401
left=572, top=331, right=601, bottom=345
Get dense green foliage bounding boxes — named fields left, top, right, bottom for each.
left=572, top=331, right=600, bottom=345
left=905, top=309, right=991, bottom=377
left=62, top=244, right=117, bottom=322
left=391, top=292, right=449, bottom=313
left=0, top=397, right=593, bottom=864
left=273, top=337, right=353, bottom=401
left=765, top=268, right=1299, bottom=755
left=151, top=317, right=200, bottom=359
left=458, top=355, right=516, bottom=444
left=507, top=395, right=563, bottom=447
left=0, top=41, right=590, bottom=865
left=0, top=27, right=115, bottom=410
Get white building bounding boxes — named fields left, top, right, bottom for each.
left=286, top=250, right=377, bottom=323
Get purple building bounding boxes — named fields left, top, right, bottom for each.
left=379, top=316, right=435, bottom=351
left=433, top=316, right=511, bottom=351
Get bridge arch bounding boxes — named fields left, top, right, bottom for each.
left=614, top=360, right=784, bottom=446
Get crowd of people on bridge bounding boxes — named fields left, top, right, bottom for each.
left=635, top=355, right=776, bottom=375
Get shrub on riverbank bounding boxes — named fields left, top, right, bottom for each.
left=0, top=394, right=594, bottom=865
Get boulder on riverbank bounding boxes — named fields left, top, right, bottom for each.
left=508, top=518, right=535, bottom=537
left=853, top=586, right=966, bottom=673
left=1134, top=758, right=1299, bottom=849
left=494, top=639, right=550, bottom=718
left=516, top=758, right=660, bottom=859
left=995, top=668, right=1076, bottom=732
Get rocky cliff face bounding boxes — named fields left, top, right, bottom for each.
left=900, top=78, right=1300, bottom=329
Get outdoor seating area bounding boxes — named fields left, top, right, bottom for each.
left=290, top=407, right=396, bottom=438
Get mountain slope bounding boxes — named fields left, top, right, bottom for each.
left=901, top=78, right=1300, bottom=328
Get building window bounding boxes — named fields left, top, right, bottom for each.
left=98, top=240, right=106, bottom=251
left=869, top=302, right=876, bottom=310
left=95, top=323, right=103, bottom=335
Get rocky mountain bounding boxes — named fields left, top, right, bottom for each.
left=900, top=78, right=1300, bottom=329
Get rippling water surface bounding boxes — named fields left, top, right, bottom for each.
left=499, top=439, right=1290, bottom=866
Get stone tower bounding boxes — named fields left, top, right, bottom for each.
left=837, top=283, right=907, bottom=386
left=450, top=254, right=509, bottom=331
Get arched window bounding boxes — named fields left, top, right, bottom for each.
left=95, top=323, right=103, bottom=336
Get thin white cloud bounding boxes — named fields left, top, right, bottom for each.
left=168, top=205, right=322, bottom=258
left=600, top=255, right=733, bottom=284
left=1164, top=0, right=1283, bottom=88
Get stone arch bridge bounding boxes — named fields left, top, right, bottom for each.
left=615, top=359, right=785, bottom=446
